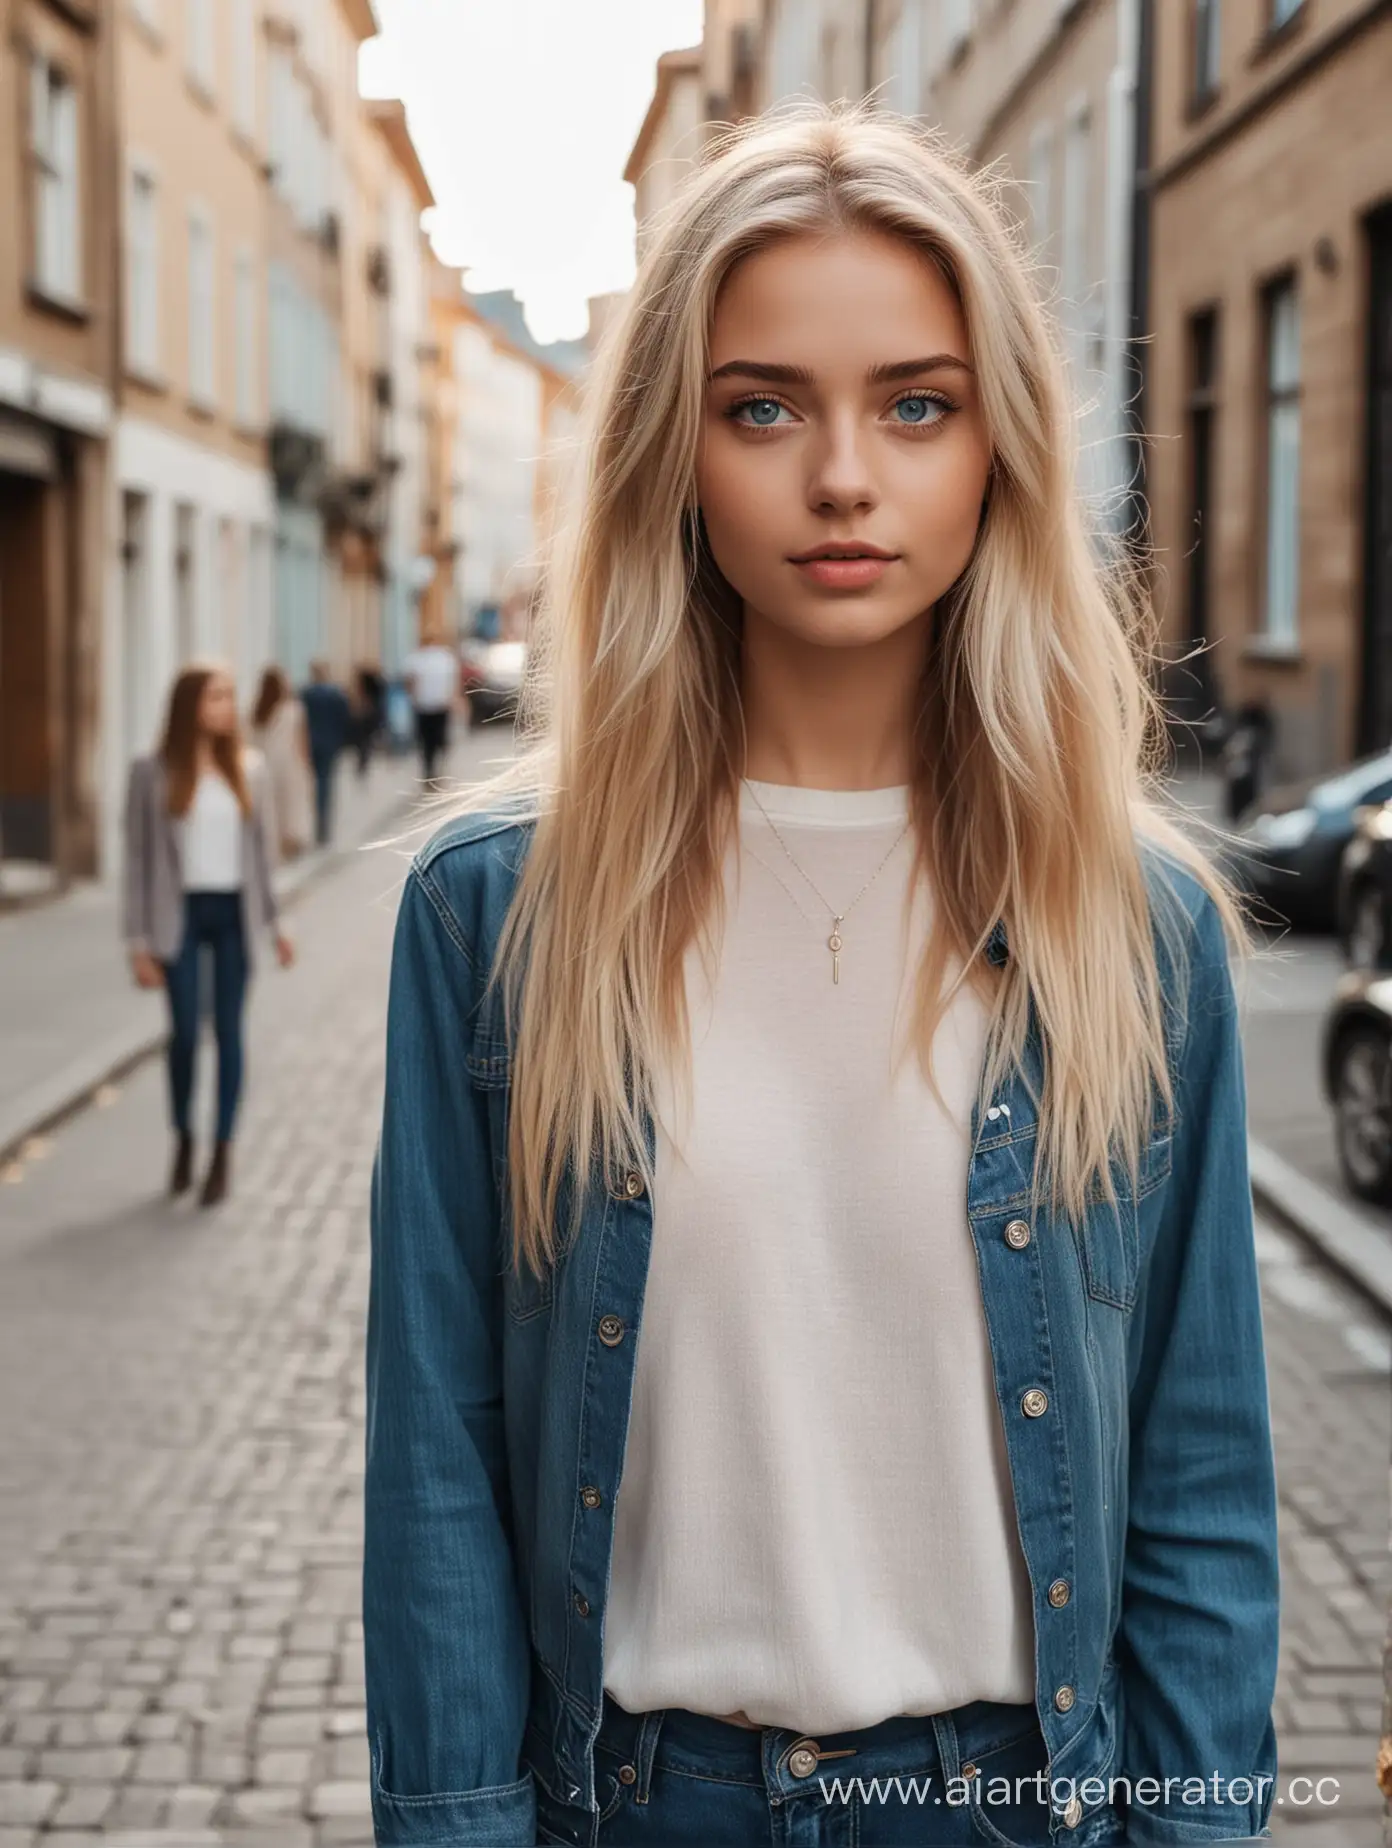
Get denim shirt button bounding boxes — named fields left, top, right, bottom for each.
left=623, top=1171, right=644, bottom=1198
left=1004, top=1219, right=1032, bottom=1249
left=1047, top=1578, right=1071, bottom=1607
left=580, top=1485, right=603, bottom=1510
left=598, top=1314, right=625, bottom=1346
left=573, top=1591, right=591, bottom=1618
left=1021, top=1388, right=1049, bottom=1418
left=1062, top=1794, right=1083, bottom=1827
left=1053, top=1684, right=1076, bottom=1713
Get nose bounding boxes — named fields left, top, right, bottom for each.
left=806, top=410, right=878, bottom=519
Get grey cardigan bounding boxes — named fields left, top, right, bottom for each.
left=123, top=753, right=279, bottom=966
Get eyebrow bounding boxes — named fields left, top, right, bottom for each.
left=707, top=354, right=974, bottom=386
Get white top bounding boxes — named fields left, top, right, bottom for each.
left=404, top=645, right=457, bottom=713
left=602, top=780, right=1036, bottom=1733
left=179, top=771, right=243, bottom=893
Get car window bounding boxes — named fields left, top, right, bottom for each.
left=1314, top=758, right=1392, bottom=811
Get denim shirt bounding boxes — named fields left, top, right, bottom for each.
left=363, top=811, right=1280, bottom=1848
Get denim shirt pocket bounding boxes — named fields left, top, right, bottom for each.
left=1077, top=1129, right=1173, bottom=1312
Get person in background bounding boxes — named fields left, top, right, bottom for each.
left=352, top=661, right=387, bottom=780
left=124, top=663, right=295, bottom=1208
left=299, top=660, right=352, bottom=846
left=402, top=627, right=457, bottom=785
left=250, top=665, right=313, bottom=860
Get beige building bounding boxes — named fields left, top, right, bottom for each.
left=111, top=0, right=278, bottom=847
left=894, top=0, right=1143, bottom=531
left=0, top=0, right=119, bottom=889
left=1146, top=0, right=1392, bottom=775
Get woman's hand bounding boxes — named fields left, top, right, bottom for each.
left=275, top=931, right=296, bottom=970
left=130, top=949, right=163, bottom=990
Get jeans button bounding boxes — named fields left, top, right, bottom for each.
left=1021, top=1388, right=1049, bottom=1418
left=787, top=1743, right=819, bottom=1779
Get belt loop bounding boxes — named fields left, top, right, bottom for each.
left=931, top=1709, right=962, bottom=1790
left=632, top=1708, right=665, bottom=1805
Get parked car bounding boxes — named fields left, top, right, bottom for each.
left=1229, top=749, right=1392, bottom=930
left=461, top=638, right=526, bottom=728
left=1337, top=799, right=1392, bottom=969
left=1323, top=969, right=1392, bottom=1205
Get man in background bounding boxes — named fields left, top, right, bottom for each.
left=403, top=627, right=458, bottom=785
left=299, top=661, right=352, bottom=846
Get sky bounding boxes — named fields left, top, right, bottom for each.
left=359, top=0, right=705, bottom=345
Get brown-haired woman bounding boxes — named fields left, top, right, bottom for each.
left=123, top=663, right=295, bottom=1207
left=250, top=664, right=313, bottom=860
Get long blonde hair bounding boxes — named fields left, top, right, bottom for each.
left=444, top=104, right=1245, bottom=1278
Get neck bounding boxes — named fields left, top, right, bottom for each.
left=738, top=602, right=929, bottom=789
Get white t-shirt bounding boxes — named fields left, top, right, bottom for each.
left=404, top=646, right=457, bottom=714
left=602, top=779, right=1036, bottom=1733
left=179, top=771, right=242, bottom=892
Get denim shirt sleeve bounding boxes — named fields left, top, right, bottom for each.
left=1118, top=890, right=1280, bottom=1845
left=363, top=863, right=537, bottom=1847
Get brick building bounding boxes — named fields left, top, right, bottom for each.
left=1146, top=0, right=1392, bottom=777
left=0, top=0, right=119, bottom=891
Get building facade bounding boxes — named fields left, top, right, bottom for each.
left=112, top=0, right=277, bottom=859
left=1146, top=0, right=1392, bottom=776
left=0, top=0, right=119, bottom=889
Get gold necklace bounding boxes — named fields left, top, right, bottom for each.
left=741, top=779, right=912, bottom=985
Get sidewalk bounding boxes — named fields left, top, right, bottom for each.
left=0, top=749, right=433, bottom=1168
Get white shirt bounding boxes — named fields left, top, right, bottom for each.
left=179, top=771, right=243, bottom=892
left=404, top=646, right=457, bottom=713
left=602, top=780, right=1036, bottom=1733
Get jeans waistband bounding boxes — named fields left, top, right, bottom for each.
left=596, top=1691, right=1041, bottom=1801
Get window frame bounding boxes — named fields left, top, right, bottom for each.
left=1256, top=273, right=1302, bottom=652
left=187, top=205, right=217, bottom=411
left=125, top=159, right=161, bottom=378
left=28, top=50, right=83, bottom=307
left=1190, top=0, right=1221, bottom=109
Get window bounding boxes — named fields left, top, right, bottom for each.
left=188, top=211, right=216, bottom=407
left=944, top=0, right=973, bottom=56
left=1260, top=278, right=1301, bottom=646
left=174, top=503, right=198, bottom=663
left=1184, top=309, right=1220, bottom=646
left=893, top=0, right=923, bottom=113
left=233, top=0, right=256, bottom=137
left=126, top=165, right=160, bottom=374
left=1270, top=0, right=1303, bottom=26
left=187, top=0, right=215, bottom=96
left=1192, top=0, right=1220, bottom=101
left=1027, top=121, right=1053, bottom=247
left=1061, top=101, right=1092, bottom=311
left=29, top=54, right=81, bottom=301
left=234, top=248, right=257, bottom=426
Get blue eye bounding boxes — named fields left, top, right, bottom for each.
left=733, top=397, right=789, bottom=427
left=892, top=394, right=942, bottom=425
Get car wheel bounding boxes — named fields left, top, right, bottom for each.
left=1332, top=1024, right=1392, bottom=1206
left=1346, top=884, right=1389, bottom=971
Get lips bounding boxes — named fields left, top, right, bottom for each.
left=788, top=542, right=898, bottom=589
left=788, top=543, right=897, bottom=563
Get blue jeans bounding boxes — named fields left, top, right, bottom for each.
left=162, top=891, right=248, bottom=1143
left=312, top=753, right=337, bottom=846
left=530, top=1693, right=1126, bottom=1847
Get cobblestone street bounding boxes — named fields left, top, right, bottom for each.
left=0, top=812, right=1386, bottom=1847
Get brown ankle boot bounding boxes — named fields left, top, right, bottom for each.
left=171, top=1134, right=194, bottom=1196
left=199, top=1141, right=231, bottom=1207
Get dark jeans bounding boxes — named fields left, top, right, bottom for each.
left=312, top=754, right=337, bottom=845
left=415, top=707, right=449, bottom=783
left=161, top=891, right=249, bottom=1144
left=531, top=1694, right=1125, bottom=1847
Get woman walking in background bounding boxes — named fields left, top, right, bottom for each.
left=250, top=665, right=313, bottom=860
left=124, top=663, right=295, bottom=1208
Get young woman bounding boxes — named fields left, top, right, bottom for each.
left=250, top=664, right=314, bottom=860
left=124, top=663, right=294, bottom=1207
left=364, top=109, right=1279, bottom=1848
